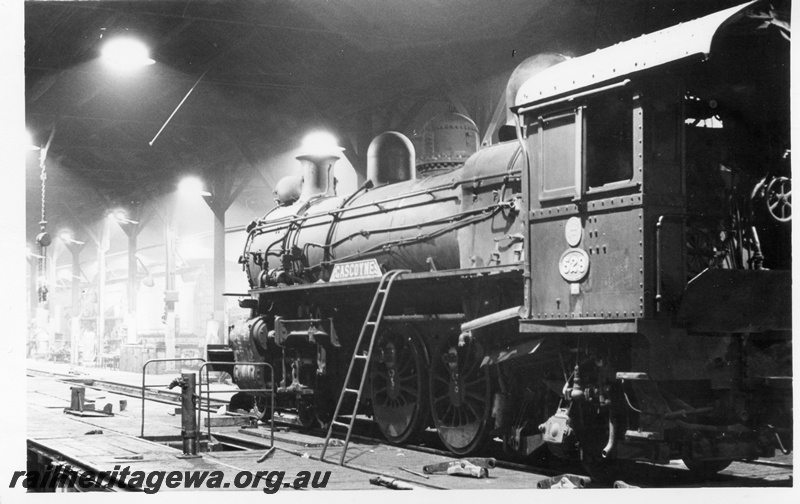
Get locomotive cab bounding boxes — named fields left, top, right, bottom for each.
left=511, top=0, right=790, bottom=474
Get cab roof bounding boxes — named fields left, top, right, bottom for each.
left=514, top=1, right=760, bottom=110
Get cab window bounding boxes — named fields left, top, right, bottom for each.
left=539, top=111, right=580, bottom=201
left=584, top=93, right=633, bottom=190
left=533, top=92, right=635, bottom=204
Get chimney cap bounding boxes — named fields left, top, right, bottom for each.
left=297, top=131, right=345, bottom=160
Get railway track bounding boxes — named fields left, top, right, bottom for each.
left=26, top=367, right=231, bottom=410
left=28, top=367, right=792, bottom=490
left=202, top=421, right=794, bottom=489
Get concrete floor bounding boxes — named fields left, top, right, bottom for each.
left=25, top=359, right=794, bottom=493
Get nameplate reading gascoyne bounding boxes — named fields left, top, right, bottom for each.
left=329, top=259, right=383, bottom=282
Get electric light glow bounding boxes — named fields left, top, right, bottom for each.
left=101, top=37, right=155, bottom=71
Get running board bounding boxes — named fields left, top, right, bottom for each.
left=461, top=306, right=523, bottom=333
left=383, top=313, right=464, bottom=322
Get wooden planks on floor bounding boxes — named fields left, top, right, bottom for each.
left=26, top=368, right=559, bottom=491
left=28, top=374, right=183, bottom=439
left=26, top=375, right=397, bottom=491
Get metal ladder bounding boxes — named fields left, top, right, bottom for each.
left=320, top=269, right=408, bottom=465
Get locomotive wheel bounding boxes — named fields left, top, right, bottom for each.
left=297, top=398, right=320, bottom=429
left=253, top=394, right=275, bottom=422
left=230, top=392, right=270, bottom=421
left=429, top=337, right=493, bottom=455
left=369, top=329, right=430, bottom=444
left=765, top=176, right=791, bottom=223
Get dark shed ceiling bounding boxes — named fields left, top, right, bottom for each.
left=25, top=0, right=745, bottom=241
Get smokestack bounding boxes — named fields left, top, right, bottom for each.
left=295, top=132, right=344, bottom=199
left=296, top=153, right=339, bottom=199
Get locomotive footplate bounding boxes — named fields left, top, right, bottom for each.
left=676, top=269, right=791, bottom=332
left=249, top=264, right=523, bottom=297
left=612, top=372, right=773, bottom=465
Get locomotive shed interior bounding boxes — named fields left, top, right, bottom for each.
left=13, top=0, right=793, bottom=496
left=23, top=0, right=764, bottom=256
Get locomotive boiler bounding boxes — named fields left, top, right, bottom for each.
left=211, top=0, right=791, bottom=478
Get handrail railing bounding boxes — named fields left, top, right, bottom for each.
left=655, top=214, right=685, bottom=313
left=141, top=358, right=206, bottom=438
left=198, top=361, right=275, bottom=450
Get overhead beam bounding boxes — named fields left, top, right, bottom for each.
left=61, top=201, right=100, bottom=248
left=221, top=126, right=278, bottom=192
left=445, top=90, right=471, bottom=119
left=392, top=96, right=432, bottom=133
left=26, top=111, right=221, bottom=131
left=481, top=90, right=509, bottom=147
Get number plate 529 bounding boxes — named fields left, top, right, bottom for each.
left=558, top=248, right=590, bottom=282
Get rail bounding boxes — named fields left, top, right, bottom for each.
left=141, top=358, right=206, bottom=438
left=198, top=361, right=275, bottom=449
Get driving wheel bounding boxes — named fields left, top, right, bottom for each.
left=429, top=337, right=493, bottom=455
left=369, top=328, right=430, bottom=444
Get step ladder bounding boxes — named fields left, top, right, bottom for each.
left=320, top=269, right=409, bottom=465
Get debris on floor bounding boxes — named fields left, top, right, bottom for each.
left=423, top=457, right=496, bottom=477
left=113, top=454, right=143, bottom=461
left=398, top=467, right=429, bottom=479
left=369, top=476, right=414, bottom=490
left=64, top=386, right=114, bottom=417
left=536, top=474, right=591, bottom=489
left=256, top=447, right=276, bottom=463
left=446, top=460, right=488, bottom=478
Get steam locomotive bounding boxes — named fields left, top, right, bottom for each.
left=210, top=1, right=791, bottom=477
